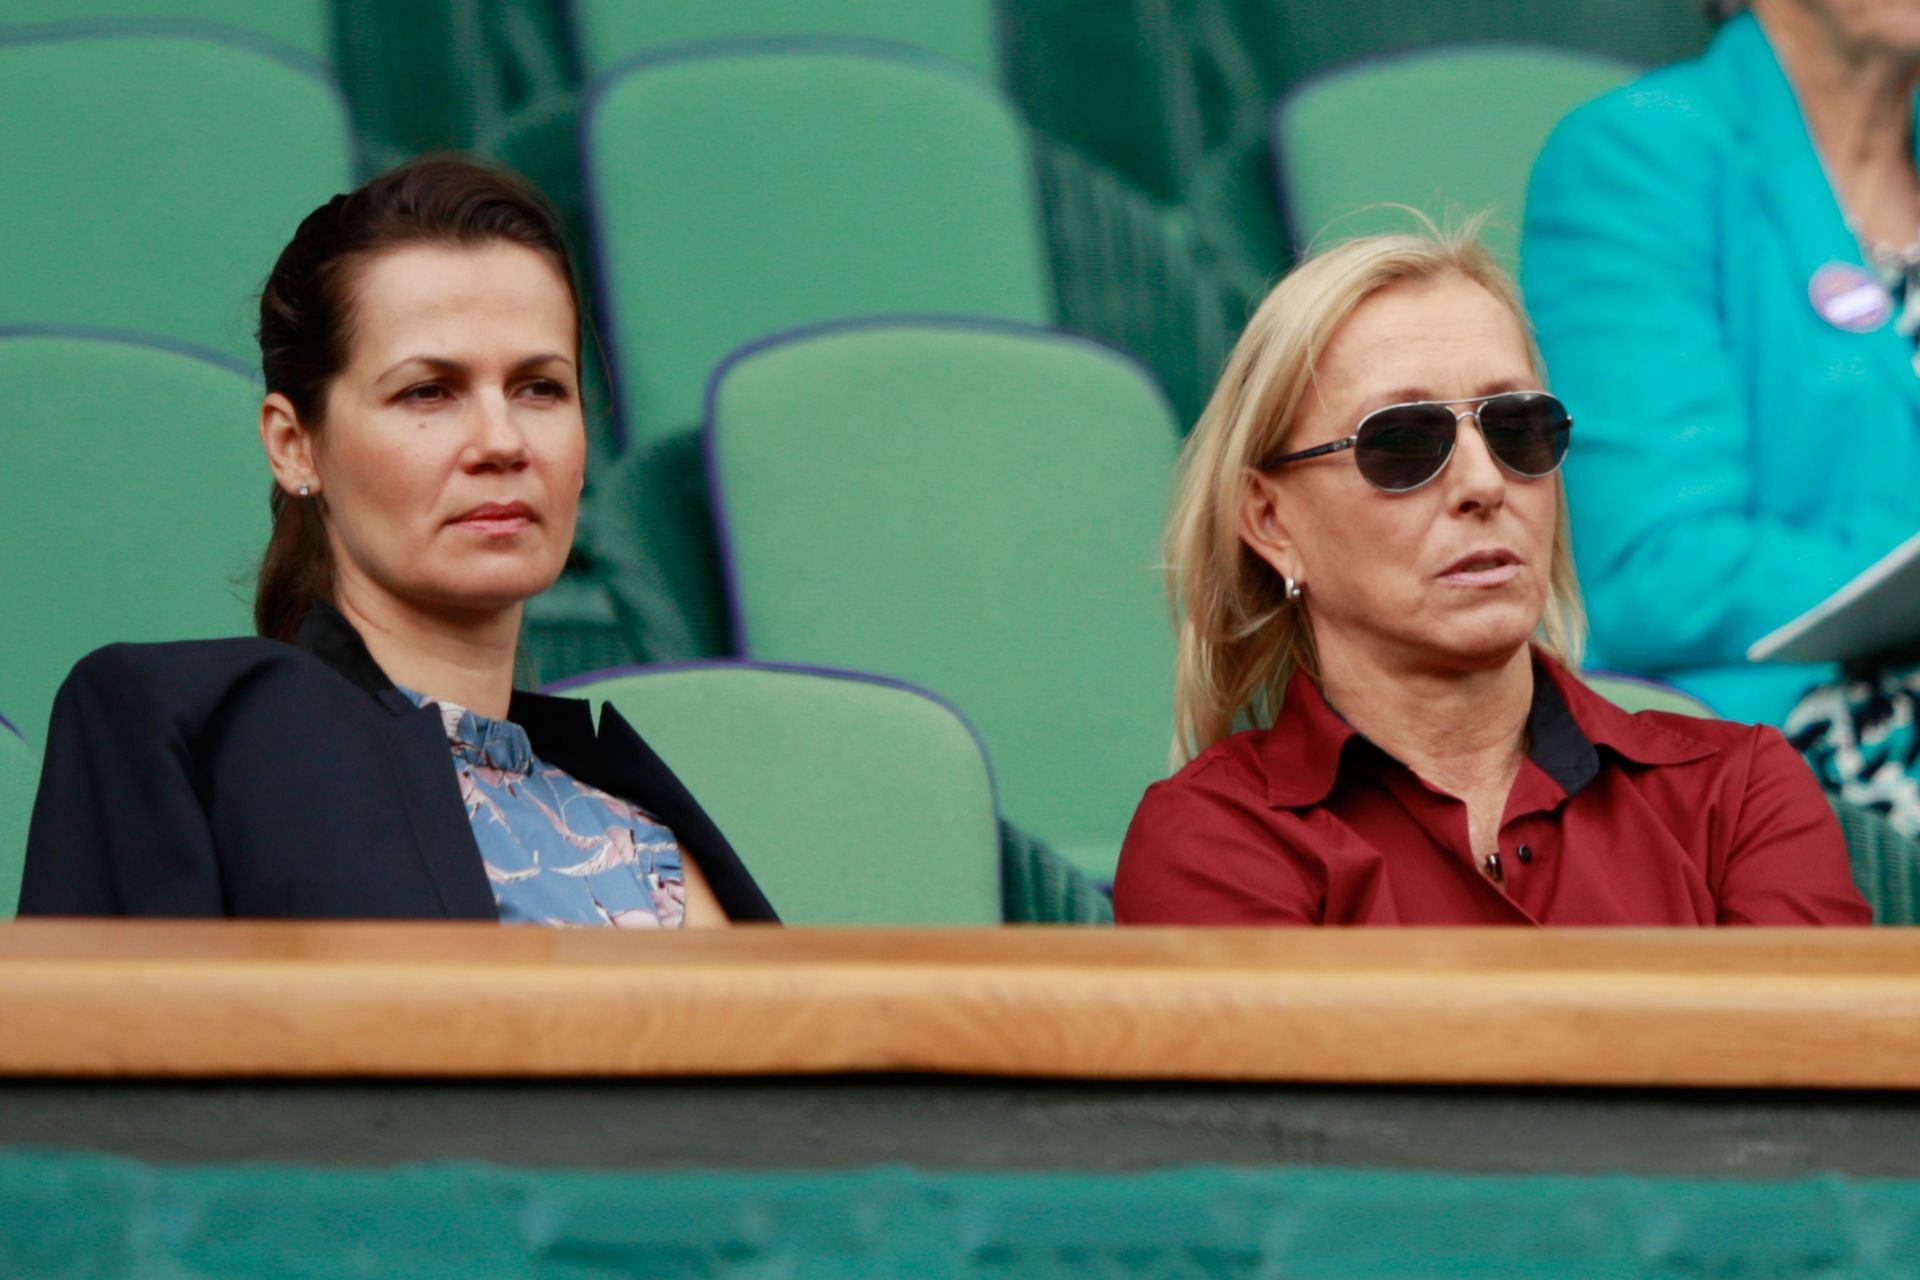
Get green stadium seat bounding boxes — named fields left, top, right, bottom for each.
left=0, top=25, right=353, bottom=358
left=547, top=661, right=1001, bottom=924
left=571, top=0, right=999, bottom=80
left=707, top=318, right=1178, bottom=878
left=1829, top=797, right=1920, bottom=926
left=0, top=715, right=34, bottom=917
left=1270, top=43, right=1637, bottom=264
left=582, top=40, right=1052, bottom=444
left=0, top=7, right=331, bottom=62
left=1580, top=669, right=1717, bottom=718
left=0, top=330, right=263, bottom=749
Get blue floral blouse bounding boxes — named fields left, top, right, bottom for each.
left=400, top=688, right=687, bottom=928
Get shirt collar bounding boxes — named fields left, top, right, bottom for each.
left=396, top=685, right=538, bottom=777
left=1258, top=651, right=1721, bottom=809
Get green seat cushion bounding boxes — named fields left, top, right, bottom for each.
left=549, top=662, right=1001, bottom=924
left=0, top=332, right=264, bottom=748
left=709, top=319, right=1178, bottom=878
left=1272, top=43, right=1637, bottom=264
left=0, top=26, right=352, bottom=357
left=584, top=40, right=1050, bottom=442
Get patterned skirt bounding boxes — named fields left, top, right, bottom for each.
left=1788, top=668, right=1920, bottom=837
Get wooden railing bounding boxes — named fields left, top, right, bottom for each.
left=3, top=922, right=1918, bottom=1086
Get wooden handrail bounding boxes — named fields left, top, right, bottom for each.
left=3, top=921, right=1918, bottom=1086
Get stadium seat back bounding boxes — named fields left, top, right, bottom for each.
left=0, top=332, right=263, bottom=748
left=709, top=319, right=1178, bottom=877
left=1580, top=670, right=1717, bottom=718
left=548, top=662, right=1001, bottom=924
left=583, top=41, right=1051, bottom=442
left=1272, top=44, right=1637, bottom=263
left=0, top=26, right=353, bottom=357
left=0, top=716, right=34, bottom=917
left=572, top=0, right=998, bottom=80
left=0, top=6, right=331, bottom=62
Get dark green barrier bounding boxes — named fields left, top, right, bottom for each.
left=7, top=1148, right=1920, bottom=1278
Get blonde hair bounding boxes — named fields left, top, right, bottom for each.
left=1166, top=225, right=1586, bottom=766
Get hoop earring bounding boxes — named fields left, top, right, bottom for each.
left=1283, top=576, right=1304, bottom=603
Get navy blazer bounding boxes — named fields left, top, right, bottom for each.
left=18, top=605, right=778, bottom=922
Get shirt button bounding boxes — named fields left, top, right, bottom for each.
left=1516, top=844, right=1534, bottom=865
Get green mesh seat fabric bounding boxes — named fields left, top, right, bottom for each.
left=1033, top=135, right=1253, bottom=427
left=0, top=6, right=331, bottom=61
left=1580, top=669, right=1717, bottom=718
left=0, top=716, right=35, bottom=917
left=1271, top=43, right=1637, bottom=264
left=0, top=331, right=263, bottom=748
left=998, top=820, right=1114, bottom=925
left=583, top=39, right=1052, bottom=444
left=519, top=571, right=641, bottom=688
left=1829, top=797, right=1920, bottom=926
left=708, top=319, right=1179, bottom=878
left=572, top=0, right=1000, bottom=80
left=547, top=662, right=1000, bottom=924
left=581, top=427, right=734, bottom=664
left=0, top=25, right=352, bottom=358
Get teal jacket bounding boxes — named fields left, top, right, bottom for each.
left=1523, top=13, right=1920, bottom=726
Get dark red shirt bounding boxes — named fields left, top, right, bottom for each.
left=1115, top=654, right=1869, bottom=926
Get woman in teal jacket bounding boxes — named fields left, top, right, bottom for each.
left=1523, top=1, right=1920, bottom=826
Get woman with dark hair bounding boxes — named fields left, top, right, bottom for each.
left=19, top=157, right=776, bottom=925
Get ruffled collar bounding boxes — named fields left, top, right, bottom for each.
left=397, top=685, right=534, bottom=777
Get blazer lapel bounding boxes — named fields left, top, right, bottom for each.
left=513, top=691, right=781, bottom=922
left=375, top=691, right=501, bottom=920
left=294, top=605, right=499, bottom=921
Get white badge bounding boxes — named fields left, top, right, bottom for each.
left=1809, top=262, right=1893, bottom=333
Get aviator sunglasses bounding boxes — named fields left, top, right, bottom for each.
left=1258, top=390, right=1572, bottom=493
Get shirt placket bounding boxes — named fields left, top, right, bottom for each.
left=1489, top=760, right=1572, bottom=921
left=1379, top=768, right=1537, bottom=923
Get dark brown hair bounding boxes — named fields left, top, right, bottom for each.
left=254, top=155, right=582, bottom=641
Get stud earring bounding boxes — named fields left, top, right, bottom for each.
left=297, top=483, right=312, bottom=498
left=1283, top=575, right=1304, bottom=603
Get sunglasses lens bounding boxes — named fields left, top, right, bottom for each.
left=1479, top=393, right=1571, bottom=477
left=1354, top=406, right=1457, bottom=491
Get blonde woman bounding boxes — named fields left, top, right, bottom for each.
left=1113, top=230, right=1867, bottom=926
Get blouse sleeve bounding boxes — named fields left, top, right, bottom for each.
left=18, top=647, right=226, bottom=917
left=1113, top=776, right=1321, bottom=925
left=1715, top=725, right=1872, bottom=925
